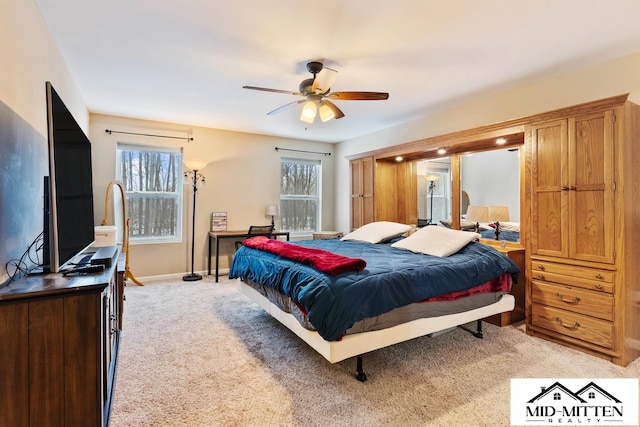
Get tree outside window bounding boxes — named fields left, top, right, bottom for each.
left=280, top=158, right=321, bottom=234
left=116, top=143, right=183, bottom=243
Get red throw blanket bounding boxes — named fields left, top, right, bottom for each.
left=241, top=236, right=366, bottom=276
left=422, top=273, right=512, bottom=302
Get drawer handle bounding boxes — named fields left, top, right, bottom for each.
left=555, top=317, right=580, bottom=330
left=556, top=292, right=581, bottom=304
left=595, top=274, right=604, bottom=280
left=595, top=284, right=604, bottom=290
left=537, top=264, right=545, bottom=271
left=538, top=273, right=546, bottom=280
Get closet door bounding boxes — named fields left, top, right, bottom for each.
left=568, top=111, right=615, bottom=264
left=531, top=119, right=569, bottom=258
left=350, top=157, right=374, bottom=230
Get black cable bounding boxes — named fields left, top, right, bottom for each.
left=4, top=232, right=45, bottom=285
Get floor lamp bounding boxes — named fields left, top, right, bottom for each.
left=183, top=160, right=208, bottom=282
left=425, top=174, right=440, bottom=225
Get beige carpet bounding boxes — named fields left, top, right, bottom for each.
left=110, top=276, right=640, bottom=427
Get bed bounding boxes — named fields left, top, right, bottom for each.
left=479, top=222, right=520, bottom=242
left=229, top=222, right=520, bottom=381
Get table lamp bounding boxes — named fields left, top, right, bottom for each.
left=265, top=204, right=280, bottom=229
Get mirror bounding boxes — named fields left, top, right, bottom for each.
left=460, top=147, right=520, bottom=242
left=414, top=146, right=521, bottom=243
left=417, top=157, right=452, bottom=227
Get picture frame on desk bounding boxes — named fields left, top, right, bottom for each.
left=211, top=212, right=227, bottom=231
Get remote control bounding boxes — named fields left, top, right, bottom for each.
left=64, top=265, right=105, bottom=275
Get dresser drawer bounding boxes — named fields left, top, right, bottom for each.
left=531, top=261, right=614, bottom=282
left=531, top=304, right=613, bottom=349
left=531, top=281, right=613, bottom=321
left=530, top=262, right=613, bottom=293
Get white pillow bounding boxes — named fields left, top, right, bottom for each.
left=439, top=219, right=477, bottom=230
left=391, top=225, right=480, bottom=257
left=496, top=221, right=520, bottom=232
left=341, top=221, right=411, bottom=244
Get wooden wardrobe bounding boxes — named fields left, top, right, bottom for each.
left=526, top=95, right=640, bottom=366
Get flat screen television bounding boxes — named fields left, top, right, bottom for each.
left=43, top=81, right=95, bottom=273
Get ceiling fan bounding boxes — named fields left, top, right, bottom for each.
left=243, top=61, right=389, bottom=123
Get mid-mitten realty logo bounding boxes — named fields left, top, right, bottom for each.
left=511, top=378, right=638, bottom=426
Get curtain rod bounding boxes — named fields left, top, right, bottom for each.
left=105, top=129, right=194, bottom=142
left=275, top=147, right=331, bottom=156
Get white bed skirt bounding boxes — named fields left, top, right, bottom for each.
left=237, top=278, right=515, bottom=363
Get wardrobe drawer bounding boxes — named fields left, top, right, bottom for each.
left=530, top=268, right=613, bottom=294
left=531, top=281, right=613, bottom=321
left=531, top=261, right=614, bottom=283
left=531, top=304, right=613, bottom=349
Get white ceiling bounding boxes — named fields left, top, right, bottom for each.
left=35, top=0, right=640, bottom=143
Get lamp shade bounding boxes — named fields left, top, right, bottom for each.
left=184, top=159, right=209, bottom=171
left=488, top=205, right=510, bottom=222
left=300, top=101, right=317, bottom=123
left=424, top=174, right=440, bottom=182
left=265, top=204, right=280, bottom=217
left=465, top=205, right=489, bottom=223
left=319, top=102, right=336, bottom=122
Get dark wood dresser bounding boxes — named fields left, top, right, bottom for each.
left=0, top=247, right=124, bottom=426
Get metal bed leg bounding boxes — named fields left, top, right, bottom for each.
left=473, top=319, right=484, bottom=339
left=355, top=355, right=368, bottom=382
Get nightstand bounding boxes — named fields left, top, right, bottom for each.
left=482, top=241, right=525, bottom=326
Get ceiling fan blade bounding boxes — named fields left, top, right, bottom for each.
left=312, top=67, right=338, bottom=93
left=243, top=86, right=303, bottom=97
left=322, top=100, right=345, bottom=120
left=267, top=99, right=305, bottom=115
left=327, top=91, right=389, bottom=100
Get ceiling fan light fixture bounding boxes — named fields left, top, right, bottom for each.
left=319, top=102, right=335, bottom=122
left=300, top=100, right=317, bottom=123
left=244, top=60, right=388, bottom=122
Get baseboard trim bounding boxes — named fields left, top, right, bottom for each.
left=136, top=268, right=230, bottom=283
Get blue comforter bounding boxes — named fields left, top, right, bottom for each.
left=229, top=239, right=519, bottom=341
left=480, top=229, right=520, bottom=242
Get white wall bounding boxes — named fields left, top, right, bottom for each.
left=90, top=114, right=335, bottom=277
left=0, top=0, right=88, bottom=282
left=0, top=0, right=88, bottom=134
left=334, top=53, right=640, bottom=232
left=461, top=149, right=520, bottom=220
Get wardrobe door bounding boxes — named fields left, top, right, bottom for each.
left=568, top=111, right=615, bottom=264
left=350, top=157, right=374, bottom=230
left=531, top=119, right=569, bottom=258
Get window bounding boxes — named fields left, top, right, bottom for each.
left=116, top=143, right=183, bottom=243
left=553, top=392, right=561, bottom=400
left=280, top=158, right=321, bottom=234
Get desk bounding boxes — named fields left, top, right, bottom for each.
left=208, top=230, right=290, bottom=282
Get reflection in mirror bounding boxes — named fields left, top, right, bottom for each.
left=460, top=147, right=520, bottom=242
left=417, top=157, right=451, bottom=227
